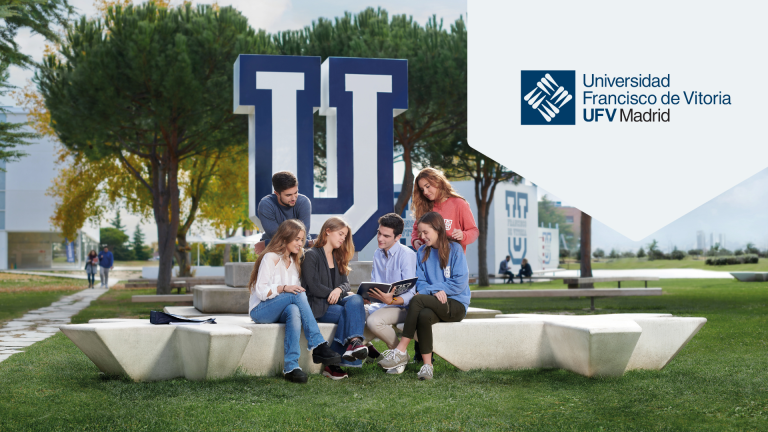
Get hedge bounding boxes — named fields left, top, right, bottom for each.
left=705, top=254, right=759, bottom=265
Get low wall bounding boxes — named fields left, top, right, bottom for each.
left=142, top=266, right=225, bottom=279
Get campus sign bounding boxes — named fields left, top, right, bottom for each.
left=494, top=182, right=539, bottom=273
left=233, top=55, right=408, bottom=250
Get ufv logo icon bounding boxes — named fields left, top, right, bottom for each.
left=233, top=55, right=408, bottom=249
left=541, top=231, right=552, bottom=265
left=505, top=190, right=529, bottom=265
left=521, top=70, right=575, bottom=125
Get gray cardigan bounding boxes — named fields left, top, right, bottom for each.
left=300, top=247, right=351, bottom=319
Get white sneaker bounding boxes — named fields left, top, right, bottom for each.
left=378, top=349, right=409, bottom=369
left=386, top=364, right=406, bottom=375
left=417, top=364, right=434, bottom=380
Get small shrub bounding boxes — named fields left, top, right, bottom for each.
left=705, top=254, right=759, bottom=265
left=621, top=251, right=636, bottom=258
left=671, top=249, right=686, bottom=260
left=637, top=247, right=646, bottom=258
left=734, top=249, right=744, bottom=256
left=608, top=248, right=619, bottom=259
left=593, top=248, right=605, bottom=259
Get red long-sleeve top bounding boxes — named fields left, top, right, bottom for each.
left=411, top=197, right=479, bottom=253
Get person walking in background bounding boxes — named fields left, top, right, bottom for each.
left=85, top=250, right=98, bottom=289
left=301, top=217, right=368, bottom=380
left=98, top=245, right=114, bottom=288
left=379, top=212, right=471, bottom=380
left=410, top=167, right=479, bottom=253
left=248, top=219, right=341, bottom=384
left=254, top=171, right=313, bottom=254
left=517, top=258, right=533, bottom=284
left=499, top=255, right=513, bottom=284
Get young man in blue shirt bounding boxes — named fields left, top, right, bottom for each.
left=363, top=213, right=417, bottom=373
left=254, top=171, right=313, bottom=253
left=98, top=245, right=114, bottom=288
left=499, top=255, right=513, bottom=284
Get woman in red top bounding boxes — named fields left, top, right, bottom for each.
left=411, top=168, right=479, bottom=252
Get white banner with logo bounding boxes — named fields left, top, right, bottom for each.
left=494, top=183, right=539, bottom=273
left=537, top=227, right=559, bottom=270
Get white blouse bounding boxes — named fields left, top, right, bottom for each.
left=249, top=252, right=301, bottom=313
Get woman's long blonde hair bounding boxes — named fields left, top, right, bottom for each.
left=418, top=212, right=452, bottom=269
left=412, top=167, right=466, bottom=221
left=248, top=219, right=306, bottom=293
left=314, top=216, right=354, bottom=275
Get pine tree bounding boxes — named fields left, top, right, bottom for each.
left=132, top=224, right=149, bottom=261
left=111, top=209, right=125, bottom=231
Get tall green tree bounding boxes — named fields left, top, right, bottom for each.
left=100, top=227, right=133, bottom=261
left=132, top=223, right=150, bottom=261
left=110, top=209, right=125, bottom=231
left=37, top=3, right=273, bottom=293
left=275, top=8, right=467, bottom=213
left=0, top=0, right=72, bottom=164
left=538, top=195, right=575, bottom=249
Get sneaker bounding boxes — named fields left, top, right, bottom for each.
left=343, top=340, right=368, bottom=362
left=312, top=342, right=341, bottom=365
left=284, top=369, right=308, bottom=384
left=417, top=364, right=434, bottom=380
left=322, top=365, right=348, bottom=380
left=386, top=364, right=406, bottom=375
left=366, top=344, right=381, bottom=360
left=378, top=349, right=409, bottom=370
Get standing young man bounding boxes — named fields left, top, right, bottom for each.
left=363, top=213, right=417, bottom=373
left=98, top=245, right=114, bottom=288
left=254, top=171, right=313, bottom=254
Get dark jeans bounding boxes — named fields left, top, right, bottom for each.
left=87, top=273, right=95, bottom=285
left=402, top=294, right=466, bottom=354
left=517, top=269, right=532, bottom=283
left=502, top=270, right=514, bottom=284
left=317, top=294, right=366, bottom=367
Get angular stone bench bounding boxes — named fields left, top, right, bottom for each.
left=730, top=272, right=768, bottom=282
left=398, top=313, right=705, bottom=377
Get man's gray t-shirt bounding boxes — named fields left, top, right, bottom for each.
left=257, top=193, right=312, bottom=246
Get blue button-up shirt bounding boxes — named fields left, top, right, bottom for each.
left=368, top=241, right=417, bottom=313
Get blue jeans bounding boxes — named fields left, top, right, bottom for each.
left=250, top=292, right=327, bottom=374
left=317, top=294, right=366, bottom=367
left=86, top=272, right=95, bottom=285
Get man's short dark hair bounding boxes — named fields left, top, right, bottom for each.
left=506, top=255, right=510, bottom=260
left=378, top=213, right=404, bottom=237
left=272, top=171, right=298, bottom=193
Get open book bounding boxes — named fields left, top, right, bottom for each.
left=357, top=277, right=418, bottom=303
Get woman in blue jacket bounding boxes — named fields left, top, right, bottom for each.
left=378, top=212, right=470, bottom=380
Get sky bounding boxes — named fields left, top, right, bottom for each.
left=0, top=0, right=468, bottom=104
left=4, top=1, right=768, bottom=251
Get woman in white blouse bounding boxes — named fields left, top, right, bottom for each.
left=247, top=219, right=341, bottom=383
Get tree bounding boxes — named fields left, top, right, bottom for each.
left=0, top=0, right=72, bottom=163
left=580, top=212, right=593, bottom=287
left=132, top=224, right=150, bottom=261
left=100, top=227, right=133, bottom=261
left=111, top=209, right=125, bottom=231
left=538, top=195, right=575, bottom=249
left=637, top=247, right=646, bottom=258
left=276, top=9, right=468, bottom=215
left=593, top=248, right=605, bottom=259
left=608, top=248, right=619, bottom=259
left=37, top=3, right=273, bottom=294
left=745, top=242, right=760, bottom=255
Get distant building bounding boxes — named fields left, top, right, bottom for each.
left=696, top=230, right=706, bottom=251
left=718, top=234, right=726, bottom=250
left=0, top=108, right=99, bottom=269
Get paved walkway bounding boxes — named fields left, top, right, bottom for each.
left=554, top=269, right=734, bottom=279
left=0, top=276, right=117, bottom=363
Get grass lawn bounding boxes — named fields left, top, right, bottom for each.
left=0, top=273, right=84, bottom=325
left=1, top=279, right=767, bottom=430
left=559, top=256, right=768, bottom=272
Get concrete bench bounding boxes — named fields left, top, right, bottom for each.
left=397, top=313, right=705, bottom=377
left=488, top=274, right=555, bottom=284
left=730, top=272, right=768, bottom=282
left=561, top=276, right=659, bottom=288
left=470, top=288, right=662, bottom=310
left=62, top=311, right=704, bottom=380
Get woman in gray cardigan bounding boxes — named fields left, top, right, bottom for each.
left=301, top=217, right=368, bottom=380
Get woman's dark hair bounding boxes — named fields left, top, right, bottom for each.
left=88, top=250, right=97, bottom=258
left=417, top=212, right=452, bottom=269
left=272, top=171, right=298, bottom=193
left=378, top=213, right=404, bottom=237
